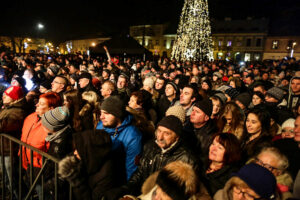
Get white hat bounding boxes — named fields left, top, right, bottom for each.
left=281, top=118, right=295, bottom=129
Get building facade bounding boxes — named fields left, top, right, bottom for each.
left=0, top=36, right=47, bottom=53
left=129, top=18, right=300, bottom=62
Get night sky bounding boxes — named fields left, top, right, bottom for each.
left=1, top=0, right=299, bottom=44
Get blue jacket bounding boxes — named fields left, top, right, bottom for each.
left=96, top=114, right=142, bottom=181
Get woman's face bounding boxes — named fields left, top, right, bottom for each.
left=153, top=186, right=172, bottom=200
left=212, top=99, right=221, bottom=115
left=224, top=112, right=233, bottom=125
left=281, top=127, right=295, bottom=139
left=229, top=81, right=236, bottom=88
left=209, top=137, right=225, bottom=163
left=201, top=82, right=209, bottom=90
left=246, top=113, right=262, bottom=135
left=128, top=95, right=140, bottom=110
left=252, top=94, right=262, bottom=106
left=35, top=97, right=52, bottom=116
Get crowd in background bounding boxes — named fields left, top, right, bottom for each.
left=0, top=48, right=300, bottom=200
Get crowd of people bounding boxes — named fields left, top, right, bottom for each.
left=0, top=48, right=300, bottom=200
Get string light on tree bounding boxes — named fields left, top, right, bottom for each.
left=171, top=0, right=214, bottom=61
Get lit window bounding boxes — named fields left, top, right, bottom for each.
left=272, top=40, right=278, bottom=49
left=227, top=41, right=232, bottom=47
left=245, top=53, right=251, bottom=61
left=218, top=40, right=223, bottom=46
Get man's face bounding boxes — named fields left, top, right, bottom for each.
left=190, top=106, right=209, bottom=126
left=155, top=126, right=179, bottom=149
left=180, top=87, right=195, bottom=107
left=100, top=110, right=120, bottom=128
left=253, top=86, right=266, bottom=95
left=291, top=79, right=300, bottom=94
left=294, top=116, right=300, bottom=143
left=51, top=77, right=65, bottom=93
left=117, top=77, right=127, bottom=89
left=155, top=79, right=165, bottom=90
left=68, top=65, right=77, bottom=74
left=165, top=84, right=176, bottom=97
left=265, top=94, right=278, bottom=103
left=78, top=78, right=90, bottom=89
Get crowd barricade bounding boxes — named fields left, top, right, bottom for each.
left=0, top=133, right=72, bottom=200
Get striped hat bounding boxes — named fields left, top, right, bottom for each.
left=42, top=106, right=70, bottom=132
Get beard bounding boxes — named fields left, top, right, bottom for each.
left=102, top=117, right=120, bottom=128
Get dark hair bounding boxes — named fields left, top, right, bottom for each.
left=183, top=84, right=201, bottom=102
left=130, top=91, right=144, bottom=106
left=210, top=133, right=241, bottom=166
left=64, top=89, right=83, bottom=132
left=243, top=106, right=271, bottom=138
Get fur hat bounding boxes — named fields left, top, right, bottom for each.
left=4, top=86, right=23, bottom=100
left=157, top=115, right=182, bottom=136
left=156, top=161, right=198, bottom=200
left=194, top=98, right=213, bottom=117
left=42, top=106, right=70, bottom=132
left=101, top=96, right=126, bottom=119
left=166, top=105, right=186, bottom=124
left=232, top=163, right=277, bottom=200
left=266, top=87, right=285, bottom=101
left=281, top=118, right=295, bottom=129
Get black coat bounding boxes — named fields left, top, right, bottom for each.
left=59, top=129, right=115, bottom=200
left=107, top=139, right=200, bottom=199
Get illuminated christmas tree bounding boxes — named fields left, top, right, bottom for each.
left=171, top=0, right=213, bottom=61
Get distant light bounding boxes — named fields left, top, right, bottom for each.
left=91, top=42, right=96, bottom=47
left=37, top=23, right=44, bottom=29
left=240, top=61, right=245, bottom=66
left=27, top=38, right=31, bottom=42
left=24, top=42, right=28, bottom=49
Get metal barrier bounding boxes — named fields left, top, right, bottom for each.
left=0, top=133, right=72, bottom=200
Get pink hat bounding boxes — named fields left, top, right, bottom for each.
left=4, top=86, right=23, bottom=100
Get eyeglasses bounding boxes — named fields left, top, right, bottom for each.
left=233, top=186, right=261, bottom=200
left=255, top=157, right=278, bottom=172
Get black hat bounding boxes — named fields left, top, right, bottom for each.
left=101, top=96, right=126, bottom=119
left=40, top=80, right=52, bottom=90
left=166, top=82, right=178, bottom=93
left=157, top=115, right=182, bottom=136
left=235, top=92, right=251, bottom=108
left=194, top=98, right=213, bottom=117
left=225, top=87, right=239, bottom=99
left=79, top=72, right=92, bottom=80
left=49, top=65, right=59, bottom=75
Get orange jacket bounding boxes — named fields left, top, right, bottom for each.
left=20, top=112, right=50, bottom=170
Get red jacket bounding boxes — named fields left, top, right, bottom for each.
left=20, top=112, right=50, bottom=170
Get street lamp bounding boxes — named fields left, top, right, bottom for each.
left=37, top=23, right=44, bottom=29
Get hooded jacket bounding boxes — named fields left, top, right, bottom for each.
left=96, top=114, right=142, bottom=181
left=59, top=129, right=115, bottom=200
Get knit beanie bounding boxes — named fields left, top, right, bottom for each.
left=281, top=118, right=295, bottom=129
left=13, top=77, right=26, bottom=88
left=232, top=163, right=277, bottom=200
left=194, top=98, right=213, bottom=117
left=212, top=92, right=227, bottom=105
left=266, top=87, right=285, bottom=101
left=166, top=105, right=186, bottom=124
left=157, top=115, right=182, bottom=136
left=101, top=96, right=126, bottom=119
left=235, top=92, right=251, bottom=108
left=225, top=87, right=239, bottom=99
left=40, top=80, right=52, bottom=90
left=49, top=65, right=59, bottom=75
left=4, top=86, right=23, bottom=100
left=213, top=72, right=223, bottom=79
left=143, top=77, right=155, bottom=89
left=166, top=81, right=178, bottom=93
left=42, top=106, right=70, bottom=132
left=79, top=72, right=92, bottom=80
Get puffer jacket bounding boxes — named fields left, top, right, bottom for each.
left=96, top=114, right=142, bottom=181
left=0, top=98, right=27, bottom=156
left=20, top=112, right=50, bottom=170
left=120, top=140, right=200, bottom=197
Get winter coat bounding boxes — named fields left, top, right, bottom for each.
left=0, top=98, right=27, bottom=156
left=117, top=140, right=200, bottom=197
left=20, top=112, right=50, bottom=170
left=201, top=165, right=240, bottom=196
left=156, top=95, right=177, bottom=122
left=183, top=119, right=218, bottom=163
left=58, top=129, right=115, bottom=200
left=96, top=114, right=142, bottom=181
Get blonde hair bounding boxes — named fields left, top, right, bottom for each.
left=80, top=91, right=101, bottom=127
